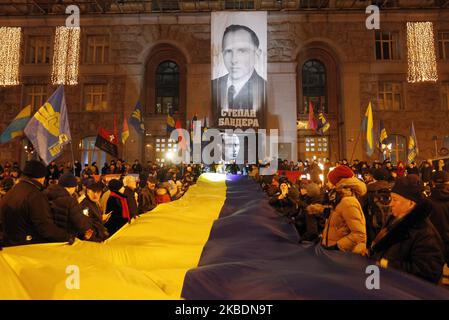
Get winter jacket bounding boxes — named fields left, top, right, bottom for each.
left=0, top=177, right=70, bottom=246
left=321, top=177, right=367, bottom=254
left=429, top=186, right=449, bottom=265
left=44, top=184, right=91, bottom=238
left=269, top=190, right=299, bottom=217
left=80, top=195, right=109, bottom=242
left=371, top=200, right=445, bottom=284
left=138, top=186, right=157, bottom=214
left=123, top=186, right=138, bottom=219
left=104, top=191, right=130, bottom=235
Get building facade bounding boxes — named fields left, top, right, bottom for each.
left=1, top=0, right=449, bottom=166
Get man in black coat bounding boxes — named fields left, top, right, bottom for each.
left=105, top=179, right=130, bottom=235
left=0, top=160, right=72, bottom=246
left=138, top=176, right=157, bottom=214
left=123, top=175, right=139, bottom=219
left=80, top=180, right=109, bottom=242
left=429, top=171, right=449, bottom=265
left=44, top=172, right=92, bottom=240
left=212, top=25, right=266, bottom=126
left=370, top=176, right=445, bottom=283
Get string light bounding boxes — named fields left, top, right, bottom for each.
left=407, top=22, right=438, bottom=83
left=0, top=27, right=21, bottom=86
left=51, top=26, right=80, bottom=85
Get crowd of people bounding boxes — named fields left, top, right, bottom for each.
left=0, top=159, right=201, bottom=247
left=1, top=155, right=449, bottom=286
left=258, top=158, right=449, bottom=285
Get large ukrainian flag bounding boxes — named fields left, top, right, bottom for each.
left=0, top=105, right=32, bottom=144
left=1, top=174, right=447, bottom=299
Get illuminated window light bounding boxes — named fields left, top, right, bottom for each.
left=407, top=22, right=438, bottom=83
left=0, top=27, right=21, bottom=86
left=51, top=26, right=80, bottom=85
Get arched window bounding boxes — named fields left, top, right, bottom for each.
left=155, top=60, right=179, bottom=114
left=301, top=59, right=327, bottom=114
left=80, top=136, right=106, bottom=167
left=383, top=134, right=407, bottom=164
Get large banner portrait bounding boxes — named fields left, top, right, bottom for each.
left=211, top=11, right=267, bottom=130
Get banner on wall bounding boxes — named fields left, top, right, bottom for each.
left=211, top=11, right=267, bottom=130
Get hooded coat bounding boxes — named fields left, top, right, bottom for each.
left=321, top=177, right=367, bottom=254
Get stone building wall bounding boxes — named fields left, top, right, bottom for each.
left=1, top=9, right=449, bottom=165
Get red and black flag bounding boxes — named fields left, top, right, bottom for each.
left=95, top=127, right=118, bottom=157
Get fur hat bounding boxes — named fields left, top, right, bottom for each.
left=58, top=173, right=78, bottom=188
left=391, top=176, right=423, bottom=203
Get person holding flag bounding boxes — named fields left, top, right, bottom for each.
left=0, top=105, right=32, bottom=144
left=24, top=85, right=72, bottom=165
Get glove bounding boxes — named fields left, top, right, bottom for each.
left=67, top=236, right=76, bottom=245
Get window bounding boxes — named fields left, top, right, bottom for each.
left=442, top=82, right=449, bottom=110
left=155, top=61, right=179, bottom=114
left=155, top=138, right=177, bottom=163
left=300, top=136, right=329, bottom=163
left=152, top=0, right=179, bottom=11
left=438, top=32, right=449, bottom=60
left=84, top=84, right=108, bottom=111
left=383, top=134, right=406, bottom=164
left=377, top=82, right=403, bottom=111
left=26, top=36, right=51, bottom=64
left=85, top=35, right=109, bottom=64
left=301, top=59, right=327, bottom=114
left=80, top=136, right=106, bottom=167
left=375, top=31, right=399, bottom=60
left=24, top=85, right=46, bottom=110
left=224, top=0, right=254, bottom=9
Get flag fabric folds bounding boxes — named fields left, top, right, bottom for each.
left=0, top=105, right=32, bottom=144
left=121, top=118, right=129, bottom=144
left=362, top=102, right=374, bottom=157
left=24, top=85, right=72, bottom=165
left=408, top=122, right=419, bottom=163
left=317, top=109, right=330, bottom=134
left=129, top=101, right=145, bottom=134
left=307, top=101, right=317, bottom=131
left=166, top=113, right=175, bottom=134
left=95, top=127, right=118, bottom=157
left=378, top=119, right=388, bottom=149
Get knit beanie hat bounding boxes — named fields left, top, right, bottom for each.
left=58, top=173, right=78, bottom=188
left=391, top=176, right=423, bottom=203
left=327, top=165, right=354, bottom=185
left=108, top=179, right=123, bottom=192
left=22, top=160, right=47, bottom=179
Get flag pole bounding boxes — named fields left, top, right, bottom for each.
left=350, top=126, right=363, bottom=164
left=69, top=141, right=76, bottom=175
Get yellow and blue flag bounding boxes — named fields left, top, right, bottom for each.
left=0, top=105, right=32, bottom=144
left=24, top=85, right=71, bottom=165
left=166, top=113, right=175, bottom=134
left=408, top=121, right=418, bottom=163
left=378, top=119, right=388, bottom=148
left=362, top=102, right=374, bottom=157
left=129, top=101, right=145, bottom=134
left=317, top=109, right=330, bottom=135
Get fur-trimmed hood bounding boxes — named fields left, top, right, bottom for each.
left=335, top=177, right=367, bottom=197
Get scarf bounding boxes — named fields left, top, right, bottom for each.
left=109, top=192, right=130, bottom=221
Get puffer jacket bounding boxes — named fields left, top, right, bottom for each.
left=321, top=177, right=367, bottom=254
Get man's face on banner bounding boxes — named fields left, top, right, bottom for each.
left=223, top=134, right=240, bottom=161
left=222, top=29, right=260, bottom=82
